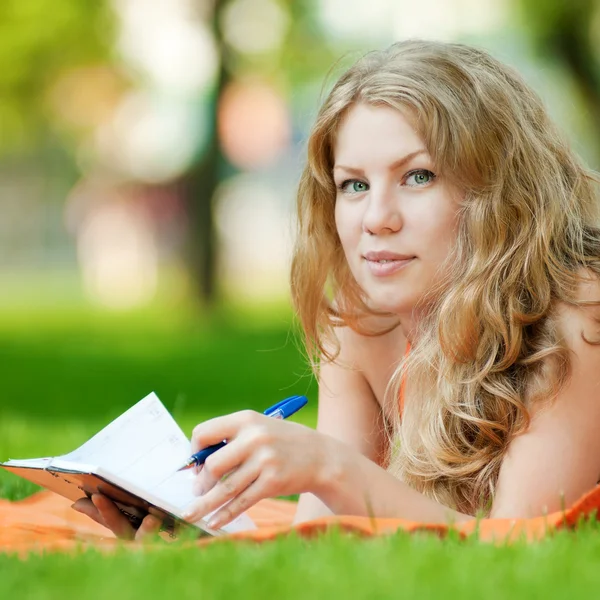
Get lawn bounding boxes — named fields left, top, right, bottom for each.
left=1, top=300, right=599, bottom=598
left=0, top=300, right=317, bottom=500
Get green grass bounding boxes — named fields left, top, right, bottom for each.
left=0, top=301, right=317, bottom=500
left=2, top=524, right=600, bottom=599
left=1, top=300, right=600, bottom=597
left=0, top=304, right=315, bottom=421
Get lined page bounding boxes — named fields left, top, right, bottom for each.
left=57, top=393, right=190, bottom=481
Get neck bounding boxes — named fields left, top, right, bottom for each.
left=397, top=307, right=426, bottom=345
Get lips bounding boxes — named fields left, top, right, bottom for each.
left=362, top=251, right=415, bottom=277
left=363, top=251, right=415, bottom=262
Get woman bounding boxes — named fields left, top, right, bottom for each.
left=75, top=40, right=600, bottom=539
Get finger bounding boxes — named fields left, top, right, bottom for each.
left=183, top=461, right=259, bottom=524
left=194, top=467, right=218, bottom=496
left=205, top=477, right=268, bottom=530
left=72, top=498, right=108, bottom=528
left=135, top=514, right=162, bottom=542
left=91, top=494, right=135, bottom=540
left=195, top=440, right=251, bottom=495
left=191, top=410, right=260, bottom=453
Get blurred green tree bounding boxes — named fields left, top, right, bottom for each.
left=0, top=0, right=340, bottom=306
left=0, top=0, right=114, bottom=155
left=519, top=0, right=600, bottom=158
left=186, top=0, right=339, bottom=305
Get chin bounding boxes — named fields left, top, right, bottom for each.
left=367, top=292, right=415, bottom=315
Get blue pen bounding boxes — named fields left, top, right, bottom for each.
left=176, top=395, right=308, bottom=472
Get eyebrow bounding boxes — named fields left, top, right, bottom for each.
left=333, top=149, right=429, bottom=176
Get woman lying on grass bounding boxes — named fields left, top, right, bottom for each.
left=74, top=39, right=600, bottom=540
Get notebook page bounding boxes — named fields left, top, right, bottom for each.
left=117, top=421, right=257, bottom=532
left=2, top=457, right=53, bottom=469
left=56, top=393, right=190, bottom=486
left=56, top=392, right=256, bottom=533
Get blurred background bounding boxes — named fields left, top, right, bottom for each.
left=1, top=0, right=600, bottom=498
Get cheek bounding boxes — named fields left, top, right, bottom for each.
left=334, top=203, right=356, bottom=251
left=420, top=212, right=459, bottom=263
left=412, top=194, right=459, bottom=242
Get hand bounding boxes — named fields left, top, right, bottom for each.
left=72, top=493, right=162, bottom=541
left=182, top=410, right=332, bottom=529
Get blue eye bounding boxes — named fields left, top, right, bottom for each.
left=338, top=179, right=369, bottom=193
left=405, top=169, right=435, bottom=186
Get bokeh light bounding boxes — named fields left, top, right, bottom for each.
left=221, top=0, right=290, bottom=56
left=1, top=0, right=599, bottom=312
left=215, top=173, right=293, bottom=300
left=218, top=80, right=290, bottom=170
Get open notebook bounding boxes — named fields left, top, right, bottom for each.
left=0, top=393, right=256, bottom=537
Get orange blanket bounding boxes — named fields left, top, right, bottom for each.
left=2, top=485, right=600, bottom=555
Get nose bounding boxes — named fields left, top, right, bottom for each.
left=362, top=183, right=402, bottom=235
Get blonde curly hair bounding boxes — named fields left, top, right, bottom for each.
left=290, top=39, right=600, bottom=515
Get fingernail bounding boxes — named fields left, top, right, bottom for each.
left=207, top=517, right=221, bottom=529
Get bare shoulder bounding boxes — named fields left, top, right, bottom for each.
left=555, top=268, right=600, bottom=350
left=551, top=269, right=600, bottom=411
left=492, top=270, right=600, bottom=517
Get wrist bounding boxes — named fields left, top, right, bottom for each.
left=311, top=434, right=349, bottom=504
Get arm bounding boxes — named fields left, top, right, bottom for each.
left=181, top=298, right=600, bottom=528
left=312, top=301, right=600, bottom=522
left=294, top=327, right=388, bottom=523
left=312, top=438, right=472, bottom=523
left=490, top=303, right=600, bottom=518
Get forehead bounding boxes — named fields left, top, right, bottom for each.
left=333, top=102, right=425, bottom=166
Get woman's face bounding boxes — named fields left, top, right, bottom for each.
left=333, top=102, right=462, bottom=316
